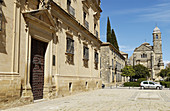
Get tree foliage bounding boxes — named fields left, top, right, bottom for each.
left=133, top=64, right=150, bottom=79
left=121, top=65, right=135, bottom=77
left=159, top=68, right=170, bottom=78
left=166, top=62, right=170, bottom=69
left=107, top=17, right=111, bottom=43
left=111, top=29, right=119, bottom=51
left=106, top=17, right=119, bottom=51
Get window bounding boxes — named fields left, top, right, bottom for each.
left=84, top=12, right=89, bottom=30
left=94, top=23, right=96, bottom=30
left=69, top=82, right=72, bottom=92
left=94, top=50, right=98, bottom=69
left=83, top=45, right=89, bottom=67
left=66, top=37, right=74, bottom=64
left=141, top=53, right=147, bottom=58
left=83, top=45, right=89, bottom=60
left=66, top=37, right=74, bottom=54
left=156, top=34, right=158, bottom=39
left=84, top=12, right=86, bottom=20
left=94, top=23, right=98, bottom=38
left=67, top=0, right=75, bottom=17
left=67, top=0, right=71, bottom=5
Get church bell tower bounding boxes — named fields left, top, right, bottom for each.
left=152, top=26, right=164, bottom=75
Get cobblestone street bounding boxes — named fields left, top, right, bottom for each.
left=3, top=88, right=170, bottom=111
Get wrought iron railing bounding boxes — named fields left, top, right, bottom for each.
left=84, top=20, right=89, bottom=30
left=67, top=5, right=75, bottom=17
left=95, top=30, right=98, bottom=38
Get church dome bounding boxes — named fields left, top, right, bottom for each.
left=142, top=42, right=150, bottom=45
left=153, top=26, right=160, bottom=33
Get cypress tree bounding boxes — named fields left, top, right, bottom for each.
left=111, top=29, right=116, bottom=48
left=106, top=17, right=112, bottom=43
left=111, top=29, right=119, bottom=51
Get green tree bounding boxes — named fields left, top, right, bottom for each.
left=121, top=65, right=135, bottom=77
left=106, top=17, right=112, bottom=43
left=133, top=64, right=150, bottom=79
left=158, top=69, right=168, bottom=79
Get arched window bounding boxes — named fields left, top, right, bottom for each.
left=141, top=53, right=147, bottom=58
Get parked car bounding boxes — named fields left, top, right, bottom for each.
left=140, top=81, right=162, bottom=90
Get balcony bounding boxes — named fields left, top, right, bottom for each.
left=67, top=5, right=75, bottom=17
left=84, top=20, right=89, bottom=30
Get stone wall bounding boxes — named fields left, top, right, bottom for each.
left=0, top=75, right=21, bottom=109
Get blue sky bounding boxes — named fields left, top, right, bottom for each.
left=100, top=0, right=170, bottom=66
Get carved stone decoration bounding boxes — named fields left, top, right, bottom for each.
left=39, top=0, right=52, bottom=9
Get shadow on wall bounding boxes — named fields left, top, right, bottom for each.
left=0, top=2, right=7, bottom=54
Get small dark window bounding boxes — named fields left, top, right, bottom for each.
left=69, top=82, right=72, bottom=91
left=53, top=55, right=55, bottom=66
left=67, top=0, right=71, bottom=5
left=156, top=34, right=158, bottom=39
left=84, top=12, right=86, bottom=20
left=94, top=23, right=96, bottom=30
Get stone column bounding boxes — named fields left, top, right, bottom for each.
left=44, top=39, right=53, bottom=99
left=21, top=24, right=33, bottom=102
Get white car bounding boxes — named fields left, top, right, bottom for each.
left=140, top=81, right=162, bottom=90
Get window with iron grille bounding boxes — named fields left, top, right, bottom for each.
left=83, top=12, right=89, bottom=30
left=94, top=51, right=98, bottom=69
left=66, top=37, right=74, bottom=64
left=67, top=0, right=75, bottom=17
left=66, top=37, right=74, bottom=54
left=83, top=45, right=89, bottom=68
left=94, top=51, right=98, bottom=63
left=83, top=46, right=89, bottom=60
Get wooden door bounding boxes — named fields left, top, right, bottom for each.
left=30, top=38, right=47, bottom=100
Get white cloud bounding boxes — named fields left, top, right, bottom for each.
left=119, top=45, right=135, bottom=52
left=164, top=60, right=170, bottom=67
left=103, top=2, right=170, bottom=23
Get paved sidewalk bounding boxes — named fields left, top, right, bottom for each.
left=3, top=89, right=170, bottom=111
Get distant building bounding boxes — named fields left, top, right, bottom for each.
left=129, top=26, right=164, bottom=80
left=120, top=51, right=128, bottom=66
left=100, top=42, right=127, bottom=86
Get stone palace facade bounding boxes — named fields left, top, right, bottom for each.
left=0, top=0, right=102, bottom=108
